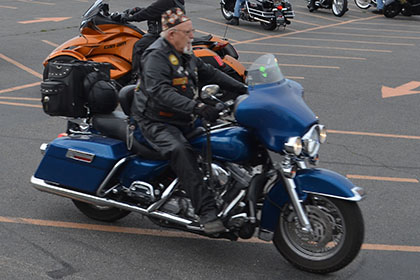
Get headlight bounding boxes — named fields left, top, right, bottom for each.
left=302, top=124, right=326, bottom=157
left=284, top=136, right=302, bottom=156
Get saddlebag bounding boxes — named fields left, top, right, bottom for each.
left=34, top=135, right=130, bottom=194
left=41, top=61, right=114, bottom=117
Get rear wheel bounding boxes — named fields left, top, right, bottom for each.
left=72, top=200, right=131, bottom=222
left=221, top=1, right=234, bottom=20
left=273, top=195, right=364, bottom=274
left=260, top=20, right=277, bottom=31
left=332, top=0, right=348, bottom=16
left=354, top=0, right=371, bottom=9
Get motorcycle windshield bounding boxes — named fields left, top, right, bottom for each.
left=235, top=54, right=318, bottom=153
left=83, top=0, right=108, bottom=20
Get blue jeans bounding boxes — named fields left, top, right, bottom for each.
left=377, top=0, right=384, bottom=10
left=234, top=0, right=246, bottom=18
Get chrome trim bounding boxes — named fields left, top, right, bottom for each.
left=284, top=177, right=312, bottom=232
left=129, top=181, right=156, bottom=202
left=66, top=149, right=95, bottom=163
left=40, top=143, right=48, bottom=155
left=31, top=176, right=193, bottom=226
left=147, top=178, right=178, bottom=212
left=220, top=189, right=246, bottom=218
left=96, top=156, right=133, bottom=197
left=303, top=186, right=366, bottom=202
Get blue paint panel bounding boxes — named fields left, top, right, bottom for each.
left=295, top=168, right=355, bottom=197
left=34, top=136, right=130, bottom=193
left=119, top=158, right=168, bottom=187
left=235, top=79, right=318, bottom=152
left=190, top=126, right=256, bottom=162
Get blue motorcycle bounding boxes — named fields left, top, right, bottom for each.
left=31, top=54, right=365, bottom=274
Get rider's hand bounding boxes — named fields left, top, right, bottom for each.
left=120, top=13, right=131, bottom=23
left=194, top=103, right=220, bottom=123
left=128, top=7, right=142, bottom=15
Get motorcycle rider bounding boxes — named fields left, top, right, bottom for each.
left=227, top=0, right=246, bottom=25
left=130, top=8, right=248, bottom=234
left=122, top=0, right=186, bottom=78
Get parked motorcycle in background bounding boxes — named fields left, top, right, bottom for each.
left=383, top=0, right=420, bottom=17
left=354, top=0, right=378, bottom=9
left=307, top=0, right=349, bottom=16
left=220, top=0, right=294, bottom=30
left=33, top=54, right=365, bottom=274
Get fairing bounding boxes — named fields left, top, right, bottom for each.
left=235, top=79, right=317, bottom=152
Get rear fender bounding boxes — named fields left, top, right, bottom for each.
left=259, top=168, right=364, bottom=237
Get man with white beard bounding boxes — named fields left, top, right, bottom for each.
left=130, top=8, right=248, bottom=234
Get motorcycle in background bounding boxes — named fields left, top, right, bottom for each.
left=220, top=0, right=294, bottom=30
left=32, top=54, right=365, bottom=274
left=383, top=0, right=420, bottom=17
left=43, top=0, right=246, bottom=87
left=307, top=0, right=349, bottom=16
left=354, top=0, right=378, bottom=9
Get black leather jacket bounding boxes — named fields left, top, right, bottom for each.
left=130, top=0, right=185, bottom=34
left=131, top=37, right=247, bottom=126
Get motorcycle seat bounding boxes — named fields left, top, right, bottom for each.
left=92, top=112, right=165, bottom=161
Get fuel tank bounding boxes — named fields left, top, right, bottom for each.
left=190, top=126, right=256, bottom=162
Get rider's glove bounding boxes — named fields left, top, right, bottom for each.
left=194, top=103, right=220, bottom=123
left=120, top=13, right=131, bottom=23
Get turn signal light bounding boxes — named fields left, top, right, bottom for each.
left=277, top=5, right=283, bottom=10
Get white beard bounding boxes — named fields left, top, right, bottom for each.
left=183, top=40, right=193, bottom=55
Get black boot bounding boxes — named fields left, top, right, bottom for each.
left=227, top=17, right=239, bottom=26
left=307, top=0, right=316, bottom=12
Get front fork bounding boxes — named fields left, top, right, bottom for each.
left=279, top=158, right=313, bottom=233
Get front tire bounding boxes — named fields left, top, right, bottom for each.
left=260, top=20, right=277, bottom=31
left=72, top=200, right=131, bottom=222
left=332, top=0, right=348, bottom=17
left=273, top=195, right=364, bottom=274
left=221, top=1, right=234, bottom=20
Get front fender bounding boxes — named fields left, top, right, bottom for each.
left=259, top=168, right=364, bottom=238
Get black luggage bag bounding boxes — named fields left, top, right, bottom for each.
left=41, top=61, right=113, bottom=117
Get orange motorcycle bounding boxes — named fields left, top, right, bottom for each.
left=43, top=0, right=246, bottom=87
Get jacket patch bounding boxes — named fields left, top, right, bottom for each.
left=172, top=77, right=188, bottom=86
left=169, top=54, right=179, bottom=65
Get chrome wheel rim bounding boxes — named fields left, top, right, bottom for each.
left=280, top=196, right=346, bottom=260
left=332, top=0, right=345, bottom=14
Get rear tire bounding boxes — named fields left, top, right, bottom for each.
left=354, top=0, right=371, bottom=9
left=260, top=20, right=277, bottom=31
left=72, top=200, right=131, bottom=222
left=332, top=0, right=348, bottom=17
left=273, top=195, right=364, bottom=274
left=384, top=2, right=402, bottom=17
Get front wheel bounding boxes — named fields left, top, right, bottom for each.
left=354, top=0, right=371, bottom=9
left=273, top=195, right=364, bottom=274
left=384, top=2, right=402, bottom=17
left=72, top=200, right=131, bottom=222
left=332, top=0, right=348, bottom=16
left=260, top=20, right=277, bottom=31
left=221, top=1, right=234, bottom=20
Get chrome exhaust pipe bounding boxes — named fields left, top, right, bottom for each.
left=30, top=176, right=193, bottom=226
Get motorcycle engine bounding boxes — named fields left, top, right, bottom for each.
left=125, top=181, right=157, bottom=204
